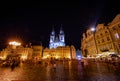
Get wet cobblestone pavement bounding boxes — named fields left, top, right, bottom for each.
left=0, top=60, right=120, bottom=81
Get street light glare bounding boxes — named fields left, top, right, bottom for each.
left=9, top=41, right=21, bottom=46
left=91, top=28, right=95, bottom=31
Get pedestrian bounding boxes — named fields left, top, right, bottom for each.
left=53, top=62, right=56, bottom=72
left=11, top=59, right=15, bottom=71
left=84, top=59, right=88, bottom=67
left=80, top=58, right=84, bottom=67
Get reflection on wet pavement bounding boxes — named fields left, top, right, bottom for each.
left=0, top=60, right=120, bottom=81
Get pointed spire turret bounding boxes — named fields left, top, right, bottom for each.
left=51, top=25, right=55, bottom=35
left=60, top=24, right=64, bottom=34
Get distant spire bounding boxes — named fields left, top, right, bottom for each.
left=51, top=25, right=55, bottom=35
left=60, top=24, right=64, bottom=34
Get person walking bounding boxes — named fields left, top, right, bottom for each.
left=11, top=59, right=15, bottom=71
left=53, top=62, right=56, bottom=72
left=80, top=58, right=84, bottom=67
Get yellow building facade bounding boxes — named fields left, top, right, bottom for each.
left=108, top=14, right=120, bottom=56
left=43, top=45, right=76, bottom=59
left=32, top=45, right=43, bottom=59
left=81, top=14, right=120, bottom=57
left=81, top=29, right=97, bottom=57
left=0, top=43, right=33, bottom=60
left=95, top=24, right=114, bottom=57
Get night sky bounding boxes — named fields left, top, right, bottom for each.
left=0, top=1, right=120, bottom=50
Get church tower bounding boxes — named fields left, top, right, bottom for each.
left=50, top=27, right=55, bottom=43
left=59, top=24, right=65, bottom=43
left=49, top=25, right=65, bottom=49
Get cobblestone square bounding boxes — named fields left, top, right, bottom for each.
left=0, top=60, right=120, bottom=81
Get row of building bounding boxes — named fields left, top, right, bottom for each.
left=81, top=14, right=120, bottom=58
left=0, top=27, right=76, bottom=60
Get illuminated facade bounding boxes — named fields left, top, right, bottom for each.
left=49, top=27, right=65, bottom=49
left=95, top=24, right=115, bottom=57
left=108, top=14, right=120, bottom=56
left=81, top=14, right=120, bottom=57
left=0, top=41, right=33, bottom=60
left=44, top=27, right=76, bottom=59
left=81, top=29, right=97, bottom=57
left=43, top=45, right=76, bottom=59
left=32, top=45, right=43, bottom=59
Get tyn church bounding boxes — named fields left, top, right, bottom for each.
left=49, top=27, right=65, bottom=49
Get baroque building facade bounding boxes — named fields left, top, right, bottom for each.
left=0, top=42, right=33, bottom=60
left=81, top=14, right=120, bottom=57
left=0, top=42, right=43, bottom=60
left=43, top=45, right=76, bottom=59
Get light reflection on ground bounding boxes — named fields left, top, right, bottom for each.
left=0, top=60, right=120, bottom=81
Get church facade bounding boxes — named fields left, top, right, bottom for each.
left=42, top=27, right=76, bottom=59
left=49, top=27, right=65, bottom=49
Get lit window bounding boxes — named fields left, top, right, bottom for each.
left=114, top=33, right=119, bottom=39
left=103, top=45, right=106, bottom=50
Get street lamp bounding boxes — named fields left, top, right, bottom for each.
left=9, top=41, right=21, bottom=49
left=9, top=41, right=21, bottom=46
left=91, top=27, right=95, bottom=32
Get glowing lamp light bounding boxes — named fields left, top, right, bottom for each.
left=91, top=27, right=95, bottom=32
left=0, top=56, right=7, bottom=60
left=21, top=55, right=27, bottom=60
left=77, top=55, right=81, bottom=58
left=55, top=56, right=58, bottom=59
left=9, top=41, right=21, bottom=46
left=68, top=56, right=71, bottom=59
left=77, top=55, right=82, bottom=60
left=47, top=55, right=50, bottom=57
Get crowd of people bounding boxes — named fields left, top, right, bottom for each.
left=0, top=56, right=120, bottom=72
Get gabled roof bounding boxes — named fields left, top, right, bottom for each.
left=110, top=14, right=120, bottom=25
